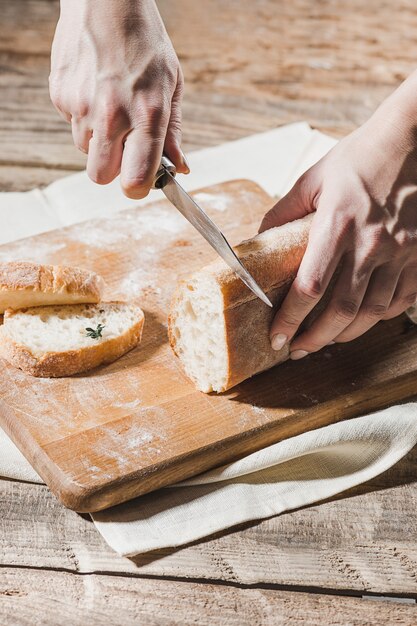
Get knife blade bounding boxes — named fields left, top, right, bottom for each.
left=158, top=169, right=272, bottom=307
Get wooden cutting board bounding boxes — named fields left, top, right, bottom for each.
left=1, top=179, right=417, bottom=512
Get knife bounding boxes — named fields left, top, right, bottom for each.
left=153, top=156, right=272, bottom=307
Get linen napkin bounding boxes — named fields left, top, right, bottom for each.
left=1, top=123, right=416, bottom=557
left=3, top=404, right=417, bottom=556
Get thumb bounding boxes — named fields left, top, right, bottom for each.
left=258, top=170, right=318, bottom=233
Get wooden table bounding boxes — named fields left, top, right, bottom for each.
left=1, top=1, right=417, bottom=623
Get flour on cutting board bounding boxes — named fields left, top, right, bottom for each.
left=68, top=205, right=187, bottom=248
left=77, top=408, right=167, bottom=475
left=66, top=204, right=189, bottom=303
left=193, top=191, right=232, bottom=212
left=112, top=399, right=143, bottom=412
left=126, top=431, right=154, bottom=449
left=119, top=268, right=162, bottom=299
left=251, top=405, right=267, bottom=416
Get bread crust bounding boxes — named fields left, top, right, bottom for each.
left=0, top=304, right=144, bottom=377
left=0, top=261, right=105, bottom=313
left=168, top=215, right=313, bottom=392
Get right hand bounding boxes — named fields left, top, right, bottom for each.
left=49, top=0, right=188, bottom=199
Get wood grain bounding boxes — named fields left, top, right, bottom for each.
left=2, top=568, right=416, bottom=626
left=1, top=180, right=417, bottom=512
left=0, top=166, right=75, bottom=192
left=1, top=419, right=417, bottom=595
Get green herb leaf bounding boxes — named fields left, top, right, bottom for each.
left=85, top=323, right=105, bottom=339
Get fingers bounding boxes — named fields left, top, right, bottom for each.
left=52, top=68, right=185, bottom=193
left=71, top=118, right=92, bottom=154
left=335, top=262, right=403, bottom=342
left=49, top=77, right=72, bottom=123
left=288, top=252, right=371, bottom=357
left=164, top=71, right=189, bottom=175
left=53, top=106, right=72, bottom=124
left=86, top=105, right=130, bottom=185
left=87, top=133, right=125, bottom=184
left=270, top=212, right=345, bottom=351
left=56, top=84, right=185, bottom=194
left=259, top=170, right=318, bottom=233
left=288, top=258, right=408, bottom=357
left=120, top=102, right=171, bottom=199
left=383, top=264, right=417, bottom=320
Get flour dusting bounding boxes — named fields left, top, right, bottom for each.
left=68, top=205, right=186, bottom=248
left=119, top=268, right=161, bottom=299
left=112, top=399, right=142, bottom=412
left=126, top=432, right=154, bottom=449
left=252, top=405, right=267, bottom=416
left=193, top=192, right=232, bottom=212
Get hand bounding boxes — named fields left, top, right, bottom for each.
left=260, top=73, right=417, bottom=359
left=49, top=0, right=188, bottom=199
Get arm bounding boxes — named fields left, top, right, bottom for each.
left=260, top=71, right=417, bottom=357
left=49, top=0, right=188, bottom=199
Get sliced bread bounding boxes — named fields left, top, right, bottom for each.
left=0, top=302, right=144, bottom=377
left=0, top=261, right=105, bottom=314
left=168, top=215, right=313, bottom=393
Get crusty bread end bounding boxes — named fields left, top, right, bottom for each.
left=0, top=261, right=105, bottom=314
left=168, top=215, right=312, bottom=392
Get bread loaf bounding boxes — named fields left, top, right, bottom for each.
left=0, top=262, right=105, bottom=314
left=0, top=302, right=144, bottom=377
left=168, top=215, right=313, bottom=393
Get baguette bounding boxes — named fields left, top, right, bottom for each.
left=0, top=261, right=105, bottom=314
left=168, top=215, right=313, bottom=393
left=0, top=302, right=144, bottom=377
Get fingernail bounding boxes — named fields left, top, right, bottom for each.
left=271, top=333, right=287, bottom=351
left=290, top=350, right=309, bottom=360
left=327, top=341, right=335, bottom=345
left=181, top=150, right=190, bottom=174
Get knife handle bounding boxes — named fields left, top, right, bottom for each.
left=153, top=155, right=176, bottom=190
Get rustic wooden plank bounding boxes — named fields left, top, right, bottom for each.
left=0, top=166, right=75, bottom=192
left=0, top=567, right=416, bottom=626
left=0, top=0, right=58, bottom=56
left=1, top=443, right=417, bottom=595
left=0, top=56, right=86, bottom=171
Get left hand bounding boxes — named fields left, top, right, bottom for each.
left=260, top=73, right=417, bottom=359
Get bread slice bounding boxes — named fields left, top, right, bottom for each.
left=0, top=262, right=105, bottom=314
left=168, top=215, right=313, bottom=393
left=0, top=302, right=144, bottom=377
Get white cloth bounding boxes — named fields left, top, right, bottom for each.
left=1, top=123, right=416, bottom=556
left=0, top=122, right=334, bottom=246
left=93, top=406, right=417, bottom=556
left=0, top=433, right=42, bottom=483
left=3, top=404, right=417, bottom=556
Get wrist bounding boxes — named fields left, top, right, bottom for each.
left=58, top=0, right=168, bottom=68
left=366, top=71, right=417, bottom=152
left=59, top=0, right=163, bottom=30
